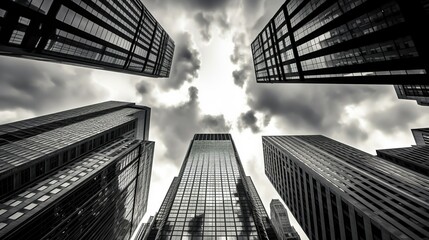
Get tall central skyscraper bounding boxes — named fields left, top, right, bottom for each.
left=251, top=0, right=429, bottom=84
left=0, top=0, right=174, bottom=77
left=263, top=135, right=429, bottom=240
left=144, top=134, right=278, bottom=240
left=0, top=101, right=154, bottom=240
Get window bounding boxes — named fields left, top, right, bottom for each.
left=21, top=168, right=30, bottom=185
left=24, top=203, right=37, bottom=210
left=35, top=161, right=45, bottom=177
left=9, top=30, right=25, bottom=45
left=18, top=16, right=31, bottom=26
left=0, top=9, right=6, bottom=18
left=9, top=212, right=24, bottom=220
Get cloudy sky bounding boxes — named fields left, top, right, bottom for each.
left=1, top=0, right=429, bottom=238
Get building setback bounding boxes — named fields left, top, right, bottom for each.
left=263, top=135, right=429, bottom=240
left=394, top=85, right=429, bottom=106
left=144, top=133, right=278, bottom=240
left=0, top=101, right=154, bottom=240
left=376, top=145, right=429, bottom=177
left=412, top=128, right=429, bottom=145
left=270, top=199, right=300, bottom=240
left=0, top=0, right=174, bottom=77
left=251, top=0, right=429, bottom=84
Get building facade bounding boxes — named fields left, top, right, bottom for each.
left=0, top=0, right=174, bottom=77
left=0, top=101, right=154, bottom=240
left=412, top=128, right=429, bottom=145
left=394, top=85, right=429, bottom=106
left=145, top=133, right=278, bottom=240
left=376, top=145, right=429, bottom=177
left=270, top=199, right=300, bottom=240
left=263, top=135, right=429, bottom=240
left=251, top=0, right=429, bottom=84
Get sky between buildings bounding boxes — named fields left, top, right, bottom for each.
left=1, top=0, right=429, bottom=239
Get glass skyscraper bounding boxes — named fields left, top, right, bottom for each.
left=0, top=101, right=154, bottom=240
left=0, top=0, right=174, bottom=77
left=263, top=135, right=429, bottom=240
left=270, top=199, right=300, bottom=240
left=251, top=0, right=429, bottom=84
left=144, top=133, right=278, bottom=240
left=394, top=85, right=429, bottom=106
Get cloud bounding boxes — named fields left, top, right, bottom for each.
left=0, top=56, right=107, bottom=116
left=232, top=66, right=252, bottom=87
left=152, top=0, right=234, bottom=11
left=238, top=110, right=260, bottom=133
left=366, top=103, right=422, bottom=134
left=162, top=32, right=201, bottom=90
left=144, top=87, right=231, bottom=166
left=194, top=12, right=214, bottom=41
left=230, top=33, right=254, bottom=88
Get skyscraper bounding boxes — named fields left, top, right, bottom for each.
left=0, top=101, right=154, bottom=240
left=376, top=145, right=429, bottom=177
left=0, top=0, right=174, bottom=77
left=263, top=135, right=429, bottom=240
left=412, top=128, right=429, bottom=145
left=376, top=128, right=429, bottom=177
left=145, top=133, right=278, bottom=240
left=251, top=0, right=429, bottom=84
left=394, top=85, right=429, bottom=106
left=270, top=199, right=300, bottom=240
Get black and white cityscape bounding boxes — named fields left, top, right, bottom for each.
left=0, top=0, right=428, bottom=240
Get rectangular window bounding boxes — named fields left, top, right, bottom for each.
left=21, top=168, right=30, bottom=185
left=9, top=30, right=25, bottom=45
left=35, top=161, right=45, bottom=177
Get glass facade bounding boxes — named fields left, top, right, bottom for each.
left=394, top=85, right=429, bottom=106
left=0, top=0, right=174, bottom=77
left=145, top=134, right=278, bottom=240
left=251, top=0, right=429, bottom=84
left=0, top=101, right=154, bottom=240
left=263, top=135, right=429, bottom=240
left=270, top=200, right=300, bottom=240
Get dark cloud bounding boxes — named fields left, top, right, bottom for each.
left=244, top=74, right=393, bottom=139
left=230, top=33, right=253, bottom=87
left=194, top=12, right=214, bottom=41
left=165, top=0, right=233, bottom=11
left=232, top=65, right=252, bottom=87
left=366, top=104, right=422, bottom=134
left=230, top=33, right=247, bottom=64
left=0, top=56, right=106, bottom=115
left=239, top=110, right=260, bottom=133
left=162, top=32, right=201, bottom=90
left=201, top=115, right=231, bottom=132
left=145, top=87, right=231, bottom=166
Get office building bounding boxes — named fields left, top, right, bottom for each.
left=251, top=0, right=429, bottom=84
left=145, top=133, right=278, bottom=239
left=0, top=0, right=174, bottom=77
left=136, top=216, right=155, bottom=240
left=412, top=128, right=429, bottom=145
left=394, top=85, right=429, bottom=106
left=270, top=199, right=300, bottom=240
left=0, top=101, right=154, bottom=240
left=376, top=145, right=429, bottom=177
left=263, top=135, right=429, bottom=240
left=376, top=128, right=429, bottom=177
